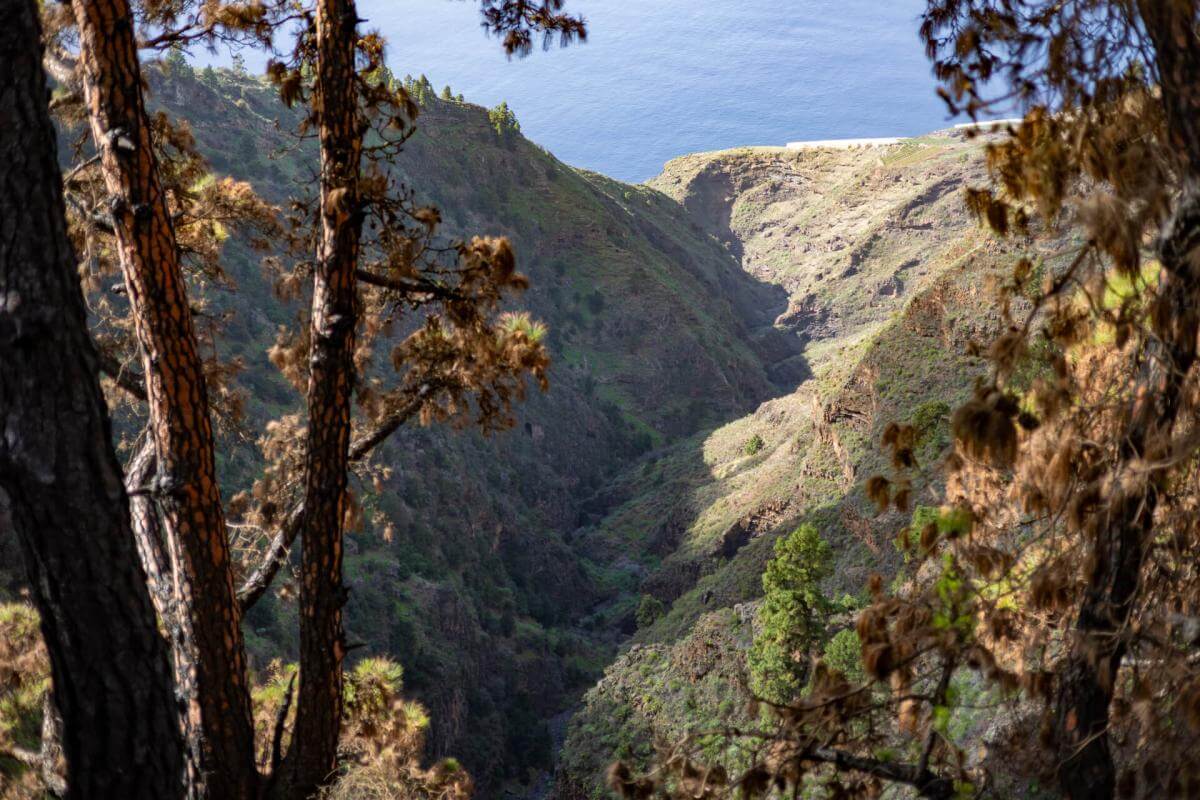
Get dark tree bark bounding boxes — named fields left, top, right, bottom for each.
left=0, top=0, right=185, bottom=795
left=68, top=0, right=258, bottom=794
left=283, top=0, right=364, bottom=792
left=1052, top=5, right=1200, bottom=798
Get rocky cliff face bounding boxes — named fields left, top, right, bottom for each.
left=564, top=134, right=1005, bottom=633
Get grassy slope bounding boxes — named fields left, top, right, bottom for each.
left=556, top=135, right=1034, bottom=796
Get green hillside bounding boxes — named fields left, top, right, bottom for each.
left=135, top=64, right=811, bottom=794
left=556, top=136, right=1073, bottom=795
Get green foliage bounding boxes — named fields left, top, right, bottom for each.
left=743, top=433, right=765, bottom=456
left=407, top=74, right=436, bottom=105
left=364, top=63, right=397, bottom=90
left=1007, top=333, right=1057, bottom=395
left=747, top=525, right=832, bottom=703
left=1022, top=256, right=1047, bottom=302
left=500, top=311, right=547, bottom=342
left=902, top=505, right=973, bottom=559
left=488, top=101, right=521, bottom=138
left=0, top=605, right=48, bottom=758
left=822, top=628, right=865, bottom=684
left=441, top=85, right=454, bottom=101
left=911, top=399, right=950, bottom=442
left=164, top=46, right=193, bottom=79
left=635, top=594, right=666, bottom=628
left=201, top=64, right=218, bottom=85
left=931, top=553, right=974, bottom=641
left=348, top=657, right=405, bottom=698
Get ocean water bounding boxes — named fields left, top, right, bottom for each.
left=355, top=0, right=951, bottom=182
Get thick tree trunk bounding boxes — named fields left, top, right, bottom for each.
left=67, top=0, right=258, bottom=795
left=0, top=1, right=184, bottom=795
left=284, top=0, right=364, bottom=793
left=1052, top=7, right=1200, bottom=798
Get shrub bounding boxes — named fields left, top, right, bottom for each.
left=635, top=594, right=666, bottom=628
left=910, top=400, right=950, bottom=439
left=321, top=657, right=472, bottom=800
left=586, top=290, right=605, bottom=314
left=0, top=605, right=50, bottom=792
left=743, top=434, right=765, bottom=456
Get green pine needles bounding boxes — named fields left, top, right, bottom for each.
left=747, top=525, right=832, bottom=704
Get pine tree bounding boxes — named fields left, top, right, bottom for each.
left=747, top=525, right=831, bottom=704
left=0, top=1, right=184, bottom=794
left=68, top=0, right=259, bottom=792
left=489, top=100, right=521, bottom=137
left=283, top=0, right=365, bottom=790
left=164, top=45, right=193, bottom=78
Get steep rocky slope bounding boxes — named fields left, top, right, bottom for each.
left=556, top=135, right=1060, bottom=796
left=565, top=134, right=1000, bottom=633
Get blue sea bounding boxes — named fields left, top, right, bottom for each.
left=356, top=0, right=953, bottom=182
left=214, top=1, right=955, bottom=183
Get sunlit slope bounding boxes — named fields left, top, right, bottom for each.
left=558, top=134, right=1048, bottom=796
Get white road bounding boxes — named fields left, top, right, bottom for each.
left=785, top=119, right=1024, bottom=150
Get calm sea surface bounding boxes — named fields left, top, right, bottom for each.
left=342, top=1, right=954, bottom=182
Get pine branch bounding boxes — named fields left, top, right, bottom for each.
left=355, top=268, right=463, bottom=303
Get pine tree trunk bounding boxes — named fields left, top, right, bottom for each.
left=0, top=1, right=184, bottom=794
left=285, top=0, right=363, bottom=793
left=67, top=0, right=258, bottom=795
left=1052, top=7, right=1200, bottom=798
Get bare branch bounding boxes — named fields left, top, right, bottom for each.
left=355, top=268, right=463, bottom=303
left=98, top=351, right=147, bottom=401
left=236, top=392, right=427, bottom=612
left=804, top=746, right=955, bottom=800
left=42, top=46, right=78, bottom=92
left=125, top=437, right=175, bottom=628
left=268, top=671, right=296, bottom=778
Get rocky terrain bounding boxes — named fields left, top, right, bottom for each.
left=554, top=136, right=1034, bottom=795
left=0, top=63, right=1045, bottom=798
